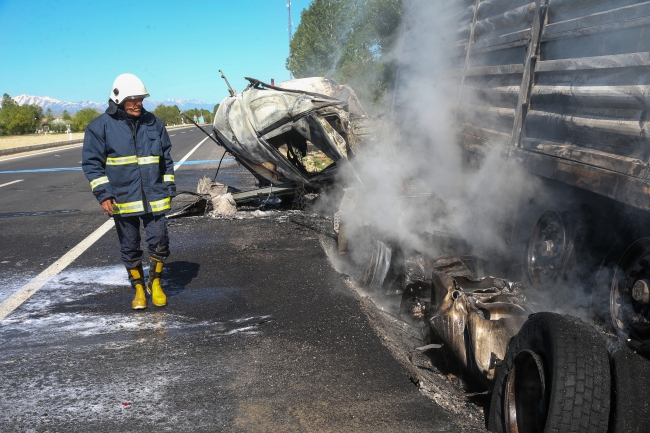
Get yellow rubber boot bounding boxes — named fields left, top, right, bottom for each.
left=127, top=264, right=147, bottom=310
left=147, top=256, right=167, bottom=307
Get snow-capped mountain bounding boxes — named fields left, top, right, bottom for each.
left=148, top=99, right=215, bottom=112
left=162, top=99, right=212, bottom=108
left=4, top=94, right=215, bottom=113
left=10, top=95, right=106, bottom=112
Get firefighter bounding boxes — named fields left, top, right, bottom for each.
left=82, top=73, right=176, bottom=310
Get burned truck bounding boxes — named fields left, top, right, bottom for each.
left=206, top=1, right=650, bottom=429
left=359, top=0, right=650, bottom=432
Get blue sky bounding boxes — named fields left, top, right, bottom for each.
left=0, top=0, right=312, bottom=105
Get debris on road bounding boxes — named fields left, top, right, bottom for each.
left=197, top=176, right=231, bottom=197
left=209, top=193, right=237, bottom=216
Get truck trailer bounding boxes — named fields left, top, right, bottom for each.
left=385, top=0, right=650, bottom=431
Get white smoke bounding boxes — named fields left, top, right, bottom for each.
left=339, top=0, right=541, bottom=261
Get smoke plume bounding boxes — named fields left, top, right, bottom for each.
left=338, top=0, right=540, bottom=263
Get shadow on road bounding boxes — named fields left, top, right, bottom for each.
left=163, top=261, right=200, bottom=296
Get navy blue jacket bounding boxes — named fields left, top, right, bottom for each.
left=82, top=102, right=176, bottom=216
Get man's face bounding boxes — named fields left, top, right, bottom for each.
left=123, top=98, right=143, bottom=116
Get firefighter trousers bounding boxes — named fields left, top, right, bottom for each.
left=113, top=213, right=170, bottom=268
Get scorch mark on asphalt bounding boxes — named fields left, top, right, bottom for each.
left=0, top=134, right=213, bottom=321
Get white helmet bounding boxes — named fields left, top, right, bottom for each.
left=109, top=73, right=150, bottom=104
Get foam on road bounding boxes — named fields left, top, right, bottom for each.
left=0, top=135, right=213, bottom=320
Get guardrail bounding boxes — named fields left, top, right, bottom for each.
left=0, top=139, right=84, bottom=156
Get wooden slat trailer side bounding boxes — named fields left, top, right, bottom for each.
left=400, top=0, right=650, bottom=210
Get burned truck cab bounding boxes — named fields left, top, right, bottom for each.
left=213, top=77, right=373, bottom=190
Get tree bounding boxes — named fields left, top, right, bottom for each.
left=153, top=104, right=182, bottom=126
left=45, top=108, right=54, bottom=123
left=1, top=93, right=16, bottom=108
left=286, top=0, right=348, bottom=79
left=0, top=93, right=42, bottom=136
left=3, top=106, right=37, bottom=135
left=71, top=108, right=100, bottom=132
left=49, top=119, right=71, bottom=133
left=212, top=103, right=220, bottom=117
left=286, top=0, right=402, bottom=107
left=62, top=110, right=72, bottom=121
left=183, top=108, right=213, bottom=125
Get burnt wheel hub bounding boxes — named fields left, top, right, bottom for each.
left=526, top=210, right=567, bottom=288
left=612, top=239, right=650, bottom=338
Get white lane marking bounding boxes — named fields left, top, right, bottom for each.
left=0, top=144, right=83, bottom=162
left=0, top=219, right=114, bottom=321
left=181, top=132, right=186, bottom=133
left=0, top=136, right=212, bottom=321
left=170, top=134, right=176, bottom=136
left=174, top=135, right=211, bottom=170
left=0, top=179, right=23, bottom=188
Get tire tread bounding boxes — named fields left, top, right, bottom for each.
left=488, top=313, right=611, bottom=433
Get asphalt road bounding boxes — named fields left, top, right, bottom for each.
left=0, top=124, right=483, bottom=432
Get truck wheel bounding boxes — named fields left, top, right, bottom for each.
left=523, top=207, right=591, bottom=291
left=611, top=346, right=650, bottom=432
left=488, top=312, right=611, bottom=433
left=608, top=238, right=650, bottom=340
left=524, top=210, right=571, bottom=288
left=361, top=239, right=392, bottom=292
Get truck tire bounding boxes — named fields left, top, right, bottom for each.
left=488, top=312, right=611, bottom=433
left=611, top=347, right=650, bottom=432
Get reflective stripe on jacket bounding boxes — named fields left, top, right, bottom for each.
left=81, top=103, right=176, bottom=216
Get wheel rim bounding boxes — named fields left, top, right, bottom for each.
left=504, top=350, right=547, bottom=433
left=611, top=238, right=650, bottom=338
left=525, top=210, right=567, bottom=288
left=362, top=239, right=392, bottom=289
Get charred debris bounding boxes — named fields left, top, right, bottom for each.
left=169, top=76, right=373, bottom=219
